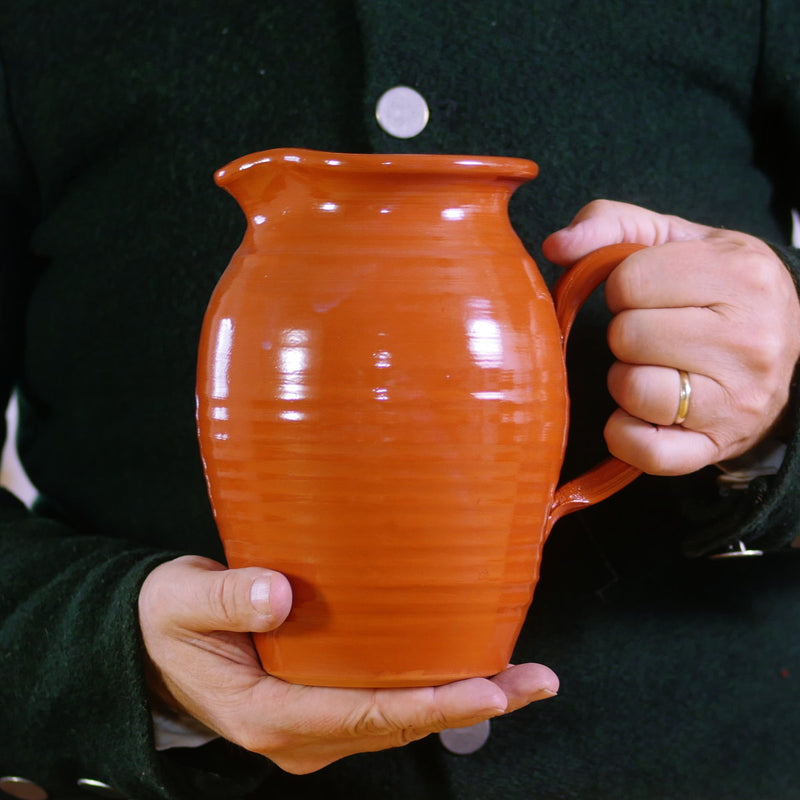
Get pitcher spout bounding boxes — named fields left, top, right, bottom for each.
left=214, top=148, right=301, bottom=188
left=213, top=148, right=301, bottom=219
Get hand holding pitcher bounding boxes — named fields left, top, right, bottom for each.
left=139, top=555, right=559, bottom=774
left=544, top=199, right=800, bottom=475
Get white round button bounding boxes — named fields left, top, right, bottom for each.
left=438, top=719, right=491, bottom=755
left=375, top=86, right=429, bottom=139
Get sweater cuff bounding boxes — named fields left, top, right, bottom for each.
left=152, top=709, right=219, bottom=751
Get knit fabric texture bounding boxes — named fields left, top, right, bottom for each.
left=0, top=2, right=799, bottom=798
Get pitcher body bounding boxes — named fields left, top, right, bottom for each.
left=197, top=149, right=569, bottom=687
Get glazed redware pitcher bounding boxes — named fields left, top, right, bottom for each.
left=197, top=148, right=641, bottom=687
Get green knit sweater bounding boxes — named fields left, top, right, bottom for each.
left=1, top=2, right=799, bottom=798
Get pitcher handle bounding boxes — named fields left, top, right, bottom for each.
left=547, top=243, right=645, bottom=531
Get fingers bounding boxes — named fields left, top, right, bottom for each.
left=259, top=677, right=507, bottom=746
left=543, top=200, right=800, bottom=473
left=608, top=363, right=716, bottom=429
left=245, top=663, right=559, bottom=774
left=606, top=358, right=791, bottom=474
left=605, top=409, right=719, bottom=475
left=372, top=678, right=508, bottom=731
left=489, top=662, right=559, bottom=713
left=604, top=235, right=782, bottom=312
left=542, top=199, right=712, bottom=266
left=359, top=664, right=559, bottom=734
left=606, top=357, right=774, bottom=473
left=604, top=249, right=797, bottom=468
left=142, top=555, right=293, bottom=634
left=239, top=680, right=494, bottom=773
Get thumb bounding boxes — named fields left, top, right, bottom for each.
left=542, top=199, right=712, bottom=266
left=145, top=554, right=293, bottom=634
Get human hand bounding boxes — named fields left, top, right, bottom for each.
left=543, top=200, right=800, bottom=475
left=138, top=555, right=559, bottom=774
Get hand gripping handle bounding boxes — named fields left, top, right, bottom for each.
left=546, top=243, right=645, bottom=532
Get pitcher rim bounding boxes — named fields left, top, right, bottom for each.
left=214, top=147, right=539, bottom=187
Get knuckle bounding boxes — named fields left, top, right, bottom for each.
left=627, top=442, right=669, bottom=475
left=605, top=413, right=694, bottom=476
left=606, top=311, right=639, bottom=360
left=716, top=241, right=781, bottom=296
left=726, top=383, right=772, bottom=422
left=423, top=705, right=452, bottom=733
left=752, top=329, right=786, bottom=369
left=349, top=693, right=394, bottom=736
left=617, top=366, right=649, bottom=410
left=743, top=254, right=776, bottom=294
left=728, top=325, right=785, bottom=377
left=605, top=258, right=642, bottom=310
left=663, top=214, right=698, bottom=242
left=582, top=198, right=615, bottom=217
left=347, top=691, right=444, bottom=740
left=750, top=346, right=784, bottom=383
left=635, top=446, right=698, bottom=477
left=208, top=571, right=241, bottom=627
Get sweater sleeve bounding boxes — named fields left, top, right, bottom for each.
left=0, top=63, right=271, bottom=800
left=0, top=520, right=277, bottom=798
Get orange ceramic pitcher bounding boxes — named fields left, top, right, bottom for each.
left=197, top=148, right=641, bottom=688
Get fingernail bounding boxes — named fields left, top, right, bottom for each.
left=250, top=576, right=272, bottom=616
left=531, top=688, right=558, bottom=702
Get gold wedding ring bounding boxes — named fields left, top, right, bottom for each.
left=674, top=370, right=692, bottom=425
